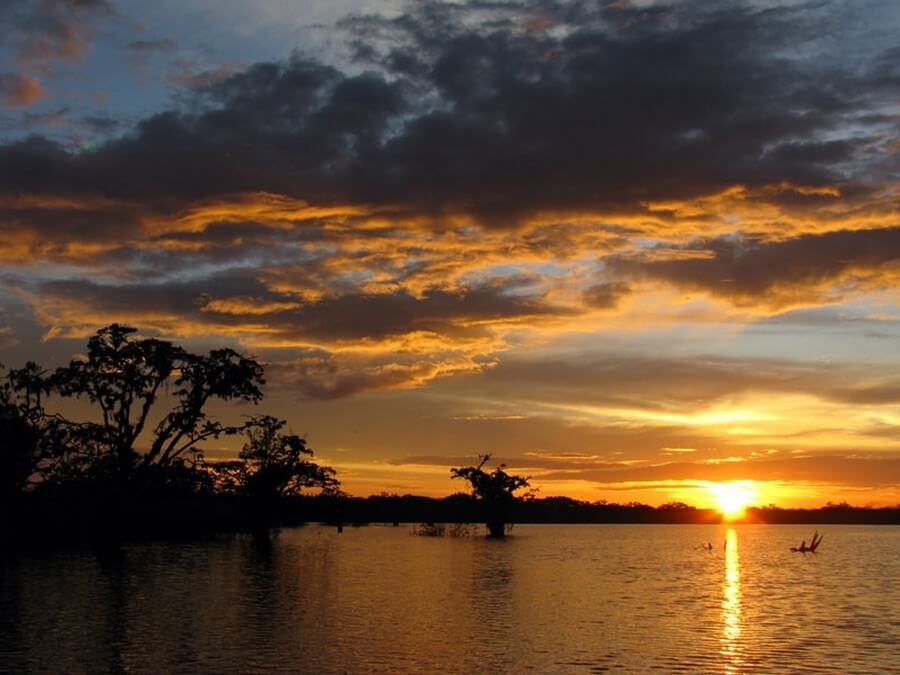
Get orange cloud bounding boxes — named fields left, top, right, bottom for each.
left=200, top=297, right=301, bottom=315
left=0, top=73, right=46, bottom=108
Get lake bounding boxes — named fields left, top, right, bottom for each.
left=2, top=524, right=898, bottom=673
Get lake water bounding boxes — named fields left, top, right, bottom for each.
left=2, top=524, right=898, bottom=673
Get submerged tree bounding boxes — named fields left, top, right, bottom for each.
left=451, top=454, right=532, bottom=538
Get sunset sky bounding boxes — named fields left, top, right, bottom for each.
left=1, top=0, right=898, bottom=508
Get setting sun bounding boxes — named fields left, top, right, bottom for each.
left=707, top=481, right=759, bottom=519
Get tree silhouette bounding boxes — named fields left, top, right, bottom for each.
left=0, top=324, right=350, bottom=543
left=208, top=415, right=339, bottom=526
left=451, top=454, right=532, bottom=537
left=0, top=362, right=50, bottom=499
left=51, top=324, right=265, bottom=490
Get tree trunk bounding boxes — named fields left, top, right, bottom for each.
left=486, top=519, right=506, bottom=538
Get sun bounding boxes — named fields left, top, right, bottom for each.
left=707, top=481, right=758, bottom=520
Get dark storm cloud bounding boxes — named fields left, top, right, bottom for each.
left=0, top=0, right=897, bottom=226
left=608, top=227, right=900, bottom=304
left=0, top=197, right=142, bottom=242
left=81, top=114, right=119, bottom=133
left=22, top=106, right=70, bottom=127
left=262, top=284, right=560, bottom=340
left=150, top=221, right=299, bottom=249
left=34, top=270, right=268, bottom=317
left=0, top=62, right=408, bottom=205
left=33, top=273, right=566, bottom=341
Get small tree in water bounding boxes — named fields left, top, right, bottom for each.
left=451, top=454, right=532, bottom=538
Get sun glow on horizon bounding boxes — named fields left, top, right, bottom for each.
left=708, top=481, right=759, bottom=520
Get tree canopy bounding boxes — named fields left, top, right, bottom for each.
left=210, top=415, right=339, bottom=501
left=49, top=323, right=265, bottom=486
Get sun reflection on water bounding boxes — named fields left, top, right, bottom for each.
left=722, top=528, right=742, bottom=671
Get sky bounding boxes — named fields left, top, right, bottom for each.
left=0, top=0, right=898, bottom=508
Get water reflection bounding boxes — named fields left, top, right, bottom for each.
left=721, top=527, right=742, bottom=671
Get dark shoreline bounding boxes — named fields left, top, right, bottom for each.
left=5, top=492, right=898, bottom=552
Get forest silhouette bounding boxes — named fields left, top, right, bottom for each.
left=2, top=324, right=898, bottom=551
left=1, top=324, right=338, bottom=547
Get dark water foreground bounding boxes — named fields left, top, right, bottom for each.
left=2, top=524, right=898, bottom=673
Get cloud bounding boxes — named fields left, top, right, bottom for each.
left=1, top=0, right=897, bottom=224
left=388, top=452, right=631, bottom=472
left=165, top=60, right=244, bottom=88
left=0, top=192, right=144, bottom=262
left=0, top=73, right=47, bottom=108
left=23, top=106, right=70, bottom=127
left=126, top=38, right=177, bottom=53
left=2, top=0, right=114, bottom=71
left=0, top=327, right=17, bottom=349
left=6, top=269, right=565, bottom=399
left=272, top=353, right=489, bottom=399
left=607, top=227, right=900, bottom=309
left=450, top=352, right=900, bottom=411
left=385, top=450, right=900, bottom=489
left=536, top=455, right=900, bottom=489
left=582, top=282, right=631, bottom=309
left=1, top=0, right=899, bottom=413
left=125, top=37, right=177, bottom=74
left=25, top=272, right=564, bottom=341
left=0, top=1, right=895, bottom=332
left=81, top=114, right=119, bottom=134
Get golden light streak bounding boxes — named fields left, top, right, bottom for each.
left=721, top=528, right=743, bottom=672
left=535, top=400, right=776, bottom=427
left=200, top=298, right=302, bottom=315
left=156, top=192, right=370, bottom=234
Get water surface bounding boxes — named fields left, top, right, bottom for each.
left=2, top=524, right=898, bottom=673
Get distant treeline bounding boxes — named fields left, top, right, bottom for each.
left=7, top=489, right=900, bottom=551
left=278, top=494, right=900, bottom=526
